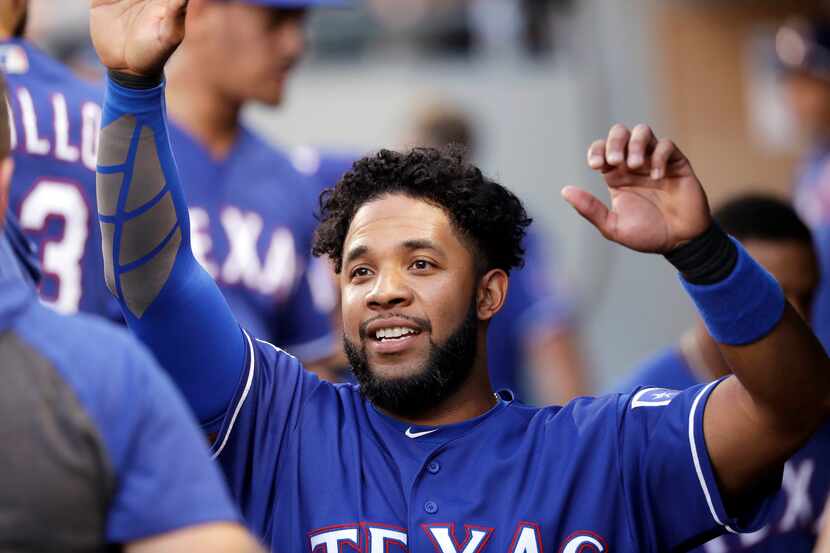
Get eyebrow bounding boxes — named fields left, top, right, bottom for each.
left=344, top=245, right=369, bottom=267
left=402, top=239, right=441, bottom=253
left=343, top=239, right=442, bottom=267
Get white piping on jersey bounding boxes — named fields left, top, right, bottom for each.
left=688, top=380, right=737, bottom=534
left=212, top=330, right=256, bottom=460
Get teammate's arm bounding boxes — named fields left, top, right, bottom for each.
left=90, top=0, right=244, bottom=423
left=563, top=124, right=830, bottom=509
left=126, top=523, right=265, bottom=553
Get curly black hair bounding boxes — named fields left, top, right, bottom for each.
left=312, top=147, right=532, bottom=276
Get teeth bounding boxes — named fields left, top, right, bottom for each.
left=375, top=327, right=417, bottom=340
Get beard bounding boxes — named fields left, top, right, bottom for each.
left=344, top=298, right=479, bottom=419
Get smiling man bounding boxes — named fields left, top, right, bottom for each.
left=91, top=1, right=830, bottom=551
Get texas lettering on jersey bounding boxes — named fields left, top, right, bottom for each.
left=307, top=523, right=604, bottom=553
left=189, top=206, right=298, bottom=299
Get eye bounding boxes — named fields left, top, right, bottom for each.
left=410, top=259, right=434, bottom=271
left=350, top=266, right=373, bottom=280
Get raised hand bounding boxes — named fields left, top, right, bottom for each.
left=562, top=124, right=711, bottom=253
left=90, top=0, right=188, bottom=77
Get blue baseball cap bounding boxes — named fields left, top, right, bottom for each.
left=775, top=17, right=830, bottom=80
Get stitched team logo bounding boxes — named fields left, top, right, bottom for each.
left=631, top=387, right=680, bottom=408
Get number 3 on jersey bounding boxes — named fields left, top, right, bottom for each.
left=18, top=179, right=89, bottom=314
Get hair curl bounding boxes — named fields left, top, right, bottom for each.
left=312, top=147, right=532, bottom=275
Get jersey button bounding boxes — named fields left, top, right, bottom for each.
left=427, top=461, right=441, bottom=474
left=424, top=500, right=439, bottom=514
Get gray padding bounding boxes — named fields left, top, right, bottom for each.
left=0, top=333, right=113, bottom=551
left=126, top=128, right=165, bottom=212
left=121, top=228, right=182, bottom=318
left=95, top=172, right=123, bottom=217
left=100, top=223, right=116, bottom=295
left=119, top=192, right=177, bottom=265
left=98, top=115, right=136, bottom=167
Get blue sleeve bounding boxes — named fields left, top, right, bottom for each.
left=618, top=380, right=777, bottom=551
left=102, top=338, right=241, bottom=542
left=97, top=78, right=244, bottom=422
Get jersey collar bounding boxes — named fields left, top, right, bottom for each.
left=367, top=391, right=513, bottom=446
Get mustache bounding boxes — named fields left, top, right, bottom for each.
left=358, top=314, right=432, bottom=340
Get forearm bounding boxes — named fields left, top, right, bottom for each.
left=97, top=76, right=244, bottom=424
left=673, top=228, right=830, bottom=428
left=675, top=227, right=830, bottom=496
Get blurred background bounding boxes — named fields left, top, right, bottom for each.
left=23, top=0, right=825, bottom=390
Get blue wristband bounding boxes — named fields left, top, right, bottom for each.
left=680, top=238, right=786, bottom=345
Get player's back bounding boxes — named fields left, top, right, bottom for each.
left=0, top=38, right=115, bottom=319
left=0, top=266, right=240, bottom=549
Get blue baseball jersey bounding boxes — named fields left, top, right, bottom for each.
left=1, top=38, right=120, bottom=320
left=209, top=335, right=771, bottom=552
left=626, top=347, right=830, bottom=552
left=0, top=242, right=239, bottom=546
left=292, top=147, right=574, bottom=397
left=169, top=126, right=334, bottom=361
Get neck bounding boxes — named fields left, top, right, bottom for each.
left=165, top=51, right=241, bottom=159
left=681, top=325, right=731, bottom=381
left=381, top=337, right=498, bottom=427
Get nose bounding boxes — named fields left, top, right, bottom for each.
left=366, top=268, right=413, bottom=311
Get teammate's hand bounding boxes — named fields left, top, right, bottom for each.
left=562, top=124, right=711, bottom=253
left=90, top=0, right=188, bottom=78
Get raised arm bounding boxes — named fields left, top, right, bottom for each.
left=91, top=0, right=245, bottom=424
left=563, top=124, right=830, bottom=508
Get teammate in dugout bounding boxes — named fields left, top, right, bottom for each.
left=0, top=72, right=262, bottom=552
left=91, top=1, right=830, bottom=551
left=162, top=0, right=344, bottom=366
left=0, top=0, right=120, bottom=319
left=624, top=196, right=830, bottom=552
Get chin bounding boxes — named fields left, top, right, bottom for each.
left=367, top=359, right=429, bottom=382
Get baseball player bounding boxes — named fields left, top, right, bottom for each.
left=163, top=0, right=343, bottom=365
left=0, top=71, right=262, bottom=553
left=0, top=1, right=120, bottom=319
left=623, top=195, right=830, bottom=552
left=92, top=2, right=830, bottom=551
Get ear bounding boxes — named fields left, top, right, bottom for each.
left=476, top=268, right=508, bottom=321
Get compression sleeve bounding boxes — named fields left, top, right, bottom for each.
left=96, top=77, right=245, bottom=424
